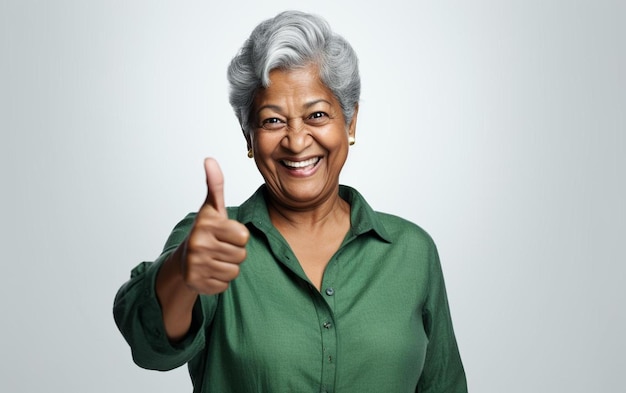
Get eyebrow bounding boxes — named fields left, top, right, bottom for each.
left=256, top=99, right=332, bottom=114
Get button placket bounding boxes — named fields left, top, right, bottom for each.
left=317, top=254, right=339, bottom=392
left=319, top=310, right=336, bottom=391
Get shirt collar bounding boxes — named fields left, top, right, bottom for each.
left=233, top=185, right=392, bottom=243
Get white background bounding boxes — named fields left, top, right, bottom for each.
left=2, top=1, right=624, bottom=392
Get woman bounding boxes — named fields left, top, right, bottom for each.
left=114, top=10, right=467, bottom=392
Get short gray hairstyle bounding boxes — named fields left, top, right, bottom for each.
left=227, top=10, right=360, bottom=137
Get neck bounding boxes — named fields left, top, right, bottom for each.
left=267, top=188, right=349, bottom=231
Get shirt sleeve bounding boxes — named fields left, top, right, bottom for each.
left=417, top=241, right=468, bottom=393
left=113, top=214, right=218, bottom=371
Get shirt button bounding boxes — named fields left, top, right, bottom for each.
left=323, top=321, right=332, bottom=329
left=325, top=287, right=335, bottom=296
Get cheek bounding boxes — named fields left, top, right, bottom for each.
left=320, top=128, right=350, bottom=153
left=253, top=133, right=278, bottom=156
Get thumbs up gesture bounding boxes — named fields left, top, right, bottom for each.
left=180, top=158, right=250, bottom=295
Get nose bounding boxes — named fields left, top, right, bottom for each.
left=281, top=118, right=312, bottom=153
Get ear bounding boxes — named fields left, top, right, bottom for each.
left=243, top=127, right=252, bottom=151
left=348, top=104, right=359, bottom=139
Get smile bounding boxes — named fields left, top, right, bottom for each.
left=281, top=157, right=321, bottom=169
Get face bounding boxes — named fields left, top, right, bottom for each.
left=248, top=64, right=358, bottom=210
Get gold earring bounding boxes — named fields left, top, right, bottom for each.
left=247, top=149, right=254, bottom=158
left=348, top=136, right=356, bottom=146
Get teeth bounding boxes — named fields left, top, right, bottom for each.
left=282, top=157, right=319, bottom=168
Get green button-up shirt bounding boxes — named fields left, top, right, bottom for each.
left=114, top=185, right=467, bottom=392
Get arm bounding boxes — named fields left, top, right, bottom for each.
left=154, top=245, right=199, bottom=342
left=113, top=158, right=249, bottom=369
left=156, top=158, right=248, bottom=340
left=112, top=218, right=209, bottom=371
left=417, top=242, right=468, bottom=393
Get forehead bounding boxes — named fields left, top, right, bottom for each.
left=253, top=65, right=338, bottom=109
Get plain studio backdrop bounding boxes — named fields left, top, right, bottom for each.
left=1, top=0, right=624, bottom=392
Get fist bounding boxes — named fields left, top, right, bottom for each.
left=181, top=158, right=250, bottom=294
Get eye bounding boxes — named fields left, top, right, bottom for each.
left=306, top=111, right=330, bottom=125
left=309, top=111, right=327, bottom=119
left=260, top=117, right=285, bottom=131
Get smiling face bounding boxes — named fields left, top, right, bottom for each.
left=248, top=64, right=358, bottom=211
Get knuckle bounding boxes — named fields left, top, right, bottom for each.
left=186, top=235, right=204, bottom=250
left=240, top=228, right=251, bottom=243
left=212, top=281, right=229, bottom=294
left=237, top=248, right=248, bottom=262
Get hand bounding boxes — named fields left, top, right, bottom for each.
left=180, top=158, right=250, bottom=295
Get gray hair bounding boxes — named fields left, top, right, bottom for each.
left=227, top=10, right=360, bottom=137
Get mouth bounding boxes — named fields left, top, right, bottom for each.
left=281, top=157, right=321, bottom=170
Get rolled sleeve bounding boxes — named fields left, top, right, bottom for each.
left=113, top=254, right=209, bottom=370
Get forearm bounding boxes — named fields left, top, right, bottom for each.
left=156, top=244, right=199, bottom=342
left=113, top=255, right=202, bottom=371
